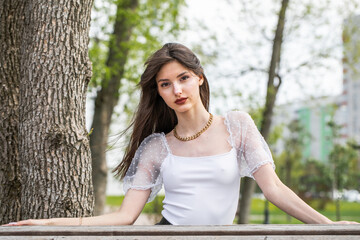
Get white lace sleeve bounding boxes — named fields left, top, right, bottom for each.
left=122, top=133, right=169, bottom=202
left=225, top=111, right=275, bottom=179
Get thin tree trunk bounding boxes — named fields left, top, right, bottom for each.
left=90, top=0, right=139, bottom=215
left=237, top=177, right=256, bottom=224
left=0, top=0, right=24, bottom=224
left=18, top=0, right=94, bottom=219
left=333, top=157, right=340, bottom=221
left=285, top=156, right=292, bottom=222
left=335, top=198, right=341, bottom=221
left=260, top=0, right=289, bottom=141
left=238, top=0, right=289, bottom=224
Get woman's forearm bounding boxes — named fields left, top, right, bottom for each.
left=50, top=211, right=135, bottom=226
left=254, top=164, right=333, bottom=224
left=264, top=182, right=332, bottom=224
left=4, top=189, right=150, bottom=226
left=5, top=211, right=135, bottom=226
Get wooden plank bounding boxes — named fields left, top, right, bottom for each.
left=0, top=236, right=360, bottom=240
left=267, top=237, right=360, bottom=240
left=0, top=237, right=264, bottom=240
left=0, top=225, right=359, bottom=237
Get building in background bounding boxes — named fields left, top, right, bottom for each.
left=342, top=15, right=360, bottom=144
left=272, top=15, right=360, bottom=163
left=272, top=96, right=342, bottom=163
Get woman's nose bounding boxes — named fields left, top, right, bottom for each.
left=173, top=82, right=182, bottom=95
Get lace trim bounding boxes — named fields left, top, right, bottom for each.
left=246, top=160, right=276, bottom=179
left=123, top=178, right=162, bottom=203
left=224, top=112, right=235, bottom=148
left=123, top=183, right=160, bottom=191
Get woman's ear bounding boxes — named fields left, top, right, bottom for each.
left=199, top=75, right=204, bottom=86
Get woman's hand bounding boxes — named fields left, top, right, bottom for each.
left=3, top=189, right=150, bottom=226
left=3, top=219, right=51, bottom=226
left=332, top=221, right=359, bottom=224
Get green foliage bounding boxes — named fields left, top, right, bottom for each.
left=343, top=15, right=360, bottom=76
left=89, top=39, right=108, bottom=88
left=121, top=0, right=186, bottom=104
left=299, top=158, right=332, bottom=210
left=326, top=111, right=360, bottom=191
left=89, top=0, right=186, bottom=89
left=88, top=0, right=187, bottom=139
left=275, top=119, right=310, bottom=193
left=247, top=107, right=264, bottom=128
left=329, top=142, right=359, bottom=191
left=117, top=0, right=186, bottom=125
left=268, top=124, right=283, bottom=146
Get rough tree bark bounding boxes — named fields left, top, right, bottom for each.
left=0, top=0, right=24, bottom=224
left=0, top=0, right=95, bottom=222
left=237, top=0, right=289, bottom=224
left=18, top=0, right=95, bottom=219
left=90, top=0, right=139, bottom=215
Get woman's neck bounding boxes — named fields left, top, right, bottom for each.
left=174, top=106, right=210, bottom=136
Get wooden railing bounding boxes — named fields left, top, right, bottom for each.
left=1, top=224, right=359, bottom=239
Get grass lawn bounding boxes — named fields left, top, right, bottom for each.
left=248, top=198, right=360, bottom=224
left=106, top=195, right=360, bottom=224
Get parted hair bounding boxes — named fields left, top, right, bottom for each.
left=114, top=43, right=210, bottom=179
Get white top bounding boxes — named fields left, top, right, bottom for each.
left=161, top=148, right=240, bottom=225
left=123, top=111, right=275, bottom=225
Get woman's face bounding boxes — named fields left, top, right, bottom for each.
left=156, top=60, right=203, bottom=113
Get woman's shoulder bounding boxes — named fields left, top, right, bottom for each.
left=224, top=110, right=253, bottom=123
left=142, top=132, right=165, bottom=142
left=140, top=132, right=166, bottom=146
left=138, top=132, right=170, bottom=153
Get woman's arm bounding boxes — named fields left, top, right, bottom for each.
left=253, top=163, right=357, bottom=224
left=4, top=189, right=150, bottom=226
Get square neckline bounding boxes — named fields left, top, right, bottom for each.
left=168, top=147, right=235, bottom=159
left=160, top=113, right=235, bottom=158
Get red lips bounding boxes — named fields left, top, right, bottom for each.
left=175, top=97, right=187, bottom=104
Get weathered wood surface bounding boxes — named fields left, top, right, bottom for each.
left=1, top=225, right=360, bottom=239
left=1, top=237, right=360, bottom=240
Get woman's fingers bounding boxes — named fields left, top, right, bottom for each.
left=2, top=219, right=49, bottom=226
left=2, top=222, right=19, bottom=226
left=333, top=221, right=359, bottom=224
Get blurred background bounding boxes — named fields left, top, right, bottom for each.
left=86, top=0, right=360, bottom=224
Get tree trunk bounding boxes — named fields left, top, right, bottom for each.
left=260, top=0, right=289, bottom=142
left=18, top=0, right=94, bottom=219
left=285, top=156, right=292, bottom=222
left=237, top=177, right=256, bottom=224
left=335, top=198, right=341, bottom=221
left=90, top=0, right=139, bottom=215
left=237, top=0, right=289, bottom=224
left=0, top=0, right=24, bottom=224
left=333, top=157, right=340, bottom=221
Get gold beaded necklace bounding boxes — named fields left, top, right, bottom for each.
left=173, top=113, right=213, bottom=141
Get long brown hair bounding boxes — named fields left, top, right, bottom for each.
left=114, top=43, right=210, bottom=179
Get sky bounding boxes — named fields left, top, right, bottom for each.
left=174, top=0, right=358, bottom=114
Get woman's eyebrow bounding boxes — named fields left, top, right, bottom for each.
left=176, top=71, right=188, bottom=78
left=157, top=71, right=189, bottom=82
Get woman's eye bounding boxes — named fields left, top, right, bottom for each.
left=160, top=82, right=170, bottom=87
left=180, top=75, right=189, bottom=81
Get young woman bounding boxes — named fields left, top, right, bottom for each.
left=6, top=43, right=357, bottom=226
